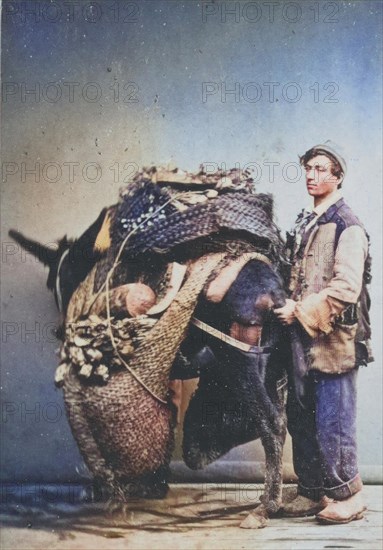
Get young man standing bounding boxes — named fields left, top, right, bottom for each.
left=274, top=141, right=372, bottom=524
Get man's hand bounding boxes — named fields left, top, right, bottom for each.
left=274, top=299, right=297, bottom=325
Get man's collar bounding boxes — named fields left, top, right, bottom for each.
left=317, top=196, right=345, bottom=224
left=312, top=190, right=343, bottom=217
left=297, top=192, right=343, bottom=233
left=295, top=192, right=344, bottom=230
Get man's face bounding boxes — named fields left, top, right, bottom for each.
left=304, top=154, right=340, bottom=200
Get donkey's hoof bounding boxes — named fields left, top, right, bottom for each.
left=240, top=511, right=269, bottom=529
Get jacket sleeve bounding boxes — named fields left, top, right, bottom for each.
left=294, top=225, right=368, bottom=337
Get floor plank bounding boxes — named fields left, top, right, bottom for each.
left=1, top=484, right=381, bottom=549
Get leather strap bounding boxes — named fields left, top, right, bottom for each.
left=191, top=317, right=272, bottom=354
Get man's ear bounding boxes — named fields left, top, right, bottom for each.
left=336, top=172, right=344, bottom=189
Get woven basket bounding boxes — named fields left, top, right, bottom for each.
left=61, top=253, right=224, bottom=491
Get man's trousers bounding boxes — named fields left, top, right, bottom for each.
left=287, top=368, right=363, bottom=501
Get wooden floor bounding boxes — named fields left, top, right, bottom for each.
left=0, top=484, right=381, bottom=550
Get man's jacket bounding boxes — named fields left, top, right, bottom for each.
left=288, top=198, right=372, bottom=374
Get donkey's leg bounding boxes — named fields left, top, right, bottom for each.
left=259, top=377, right=288, bottom=514
left=239, top=407, right=286, bottom=529
left=240, top=429, right=286, bottom=529
left=260, top=429, right=286, bottom=514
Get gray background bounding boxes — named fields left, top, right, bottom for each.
left=1, top=0, right=382, bottom=486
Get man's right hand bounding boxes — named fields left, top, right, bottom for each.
left=274, top=299, right=297, bottom=325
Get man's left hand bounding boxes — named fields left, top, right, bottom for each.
left=274, top=299, right=297, bottom=325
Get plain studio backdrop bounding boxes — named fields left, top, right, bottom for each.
left=1, top=0, right=382, bottom=487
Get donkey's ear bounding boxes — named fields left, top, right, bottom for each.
left=8, top=229, right=58, bottom=267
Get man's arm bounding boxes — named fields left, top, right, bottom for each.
left=276, top=225, right=368, bottom=336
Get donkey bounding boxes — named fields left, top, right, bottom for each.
left=9, top=212, right=306, bottom=527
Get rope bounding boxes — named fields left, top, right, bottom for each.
left=56, top=248, right=70, bottom=313
left=102, top=194, right=184, bottom=404
left=104, top=265, right=168, bottom=405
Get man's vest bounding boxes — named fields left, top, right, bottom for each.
left=286, top=198, right=373, bottom=366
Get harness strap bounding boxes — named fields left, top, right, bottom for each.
left=191, top=317, right=272, bottom=354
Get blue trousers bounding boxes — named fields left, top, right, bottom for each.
left=287, top=368, right=363, bottom=501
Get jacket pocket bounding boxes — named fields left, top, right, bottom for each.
left=310, top=323, right=357, bottom=373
